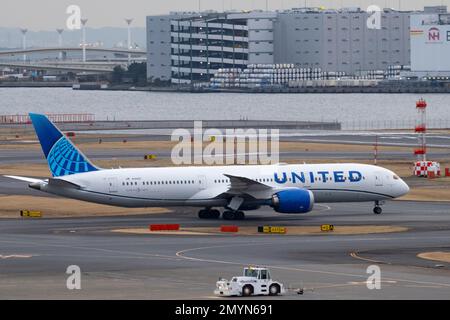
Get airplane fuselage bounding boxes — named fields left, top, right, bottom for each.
left=34, top=163, right=409, bottom=210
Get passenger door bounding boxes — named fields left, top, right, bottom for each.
left=374, top=172, right=383, bottom=187
left=107, top=177, right=118, bottom=193
left=197, top=175, right=207, bottom=190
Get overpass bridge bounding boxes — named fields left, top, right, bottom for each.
left=0, top=61, right=120, bottom=73
left=0, top=47, right=146, bottom=56
left=0, top=47, right=147, bottom=73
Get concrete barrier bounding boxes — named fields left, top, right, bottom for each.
left=220, top=225, right=239, bottom=233
left=149, top=224, right=180, bottom=231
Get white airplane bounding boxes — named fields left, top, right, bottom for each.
left=5, top=113, right=409, bottom=220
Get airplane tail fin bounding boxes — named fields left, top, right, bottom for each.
left=29, top=113, right=100, bottom=177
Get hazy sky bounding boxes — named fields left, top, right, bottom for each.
left=2, top=0, right=449, bottom=30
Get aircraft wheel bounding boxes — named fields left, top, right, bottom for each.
left=198, top=209, right=208, bottom=219
left=222, top=211, right=235, bottom=220
left=235, top=211, right=245, bottom=220
left=373, top=207, right=382, bottom=215
left=210, top=209, right=221, bottom=219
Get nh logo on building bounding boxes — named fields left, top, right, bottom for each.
left=428, top=27, right=440, bottom=41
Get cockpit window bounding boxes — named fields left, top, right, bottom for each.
left=393, top=175, right=399, bottom=180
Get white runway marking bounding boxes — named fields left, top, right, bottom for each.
left=0, top=254, right=33, bottom=259
left=316, top=204, right=332, bottom=212
left=175, top=243, right=450, bottom=289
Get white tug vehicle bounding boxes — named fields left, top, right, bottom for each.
left=214, top=267, right=285, bottom=297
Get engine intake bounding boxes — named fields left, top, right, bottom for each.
left=271, top=189, right=314, bottom=214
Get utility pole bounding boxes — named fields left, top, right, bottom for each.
left=81, top=18, right=88, bottom=63
left=20, top=28, right=27, bottom=62
left=125, top=18, right=133, bottom=65
left=56, top=29, right=64, bottom=60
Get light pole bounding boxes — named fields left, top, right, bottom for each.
left=81, top=18, right=88, bottom=63
left=56, top=29, right=64, bottom=60
left=20, top=28, right=27, bottom=62
left=125, top=18, right=133, bottom=64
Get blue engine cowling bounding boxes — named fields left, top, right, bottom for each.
left=271, top=189, right=314, bottom=214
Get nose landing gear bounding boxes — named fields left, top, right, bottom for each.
left=373, top=201, right=384, bottom=214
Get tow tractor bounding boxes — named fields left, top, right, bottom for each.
left=214, top=267, right=286, bottom=297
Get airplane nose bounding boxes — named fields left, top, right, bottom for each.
left=399, top=179, right=410, bottom=196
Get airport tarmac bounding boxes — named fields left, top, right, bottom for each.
left=1, top=201, right=450, bottom=299
left=2, top=148, right=450, bottom=165
left=1, top=131, right=449, bottom=166
left=2, top=130, right=450, bottom=148
left=1, top=130, right=450, bottom=299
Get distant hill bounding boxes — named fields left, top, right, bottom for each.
left=0, top=27, right=146, bottom=49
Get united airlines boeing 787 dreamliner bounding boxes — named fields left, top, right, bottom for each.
left=5, top=113, right=409, bottom=220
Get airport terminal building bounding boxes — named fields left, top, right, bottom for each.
left=146, top=7, right=439, bottom=84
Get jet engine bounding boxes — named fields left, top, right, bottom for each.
left=271, top=189, right=314, bottom=214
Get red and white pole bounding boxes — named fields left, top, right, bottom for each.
left=414, top=99, right=427, bottom=162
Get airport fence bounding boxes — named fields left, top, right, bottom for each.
left=341, top=118, right=450, bottom=131
left=0, top=113, right=95, bottom=124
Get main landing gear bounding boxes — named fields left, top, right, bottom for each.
left=198, top=208, right=221, bottom=219
left=373, top=201, right=383, bottom=215
left=197, top=209, right=246, bottom=220
left=199, top=197, right=247, bottom=220
left=223, top=210, right=245, bottom=220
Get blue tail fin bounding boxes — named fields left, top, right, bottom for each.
left=29, top=113, right=100, bottom=177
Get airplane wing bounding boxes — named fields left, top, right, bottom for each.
left=222, top=174, right=276, bottom=199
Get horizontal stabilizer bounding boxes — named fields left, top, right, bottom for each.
left=3, top=175, right=45, bottom=184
